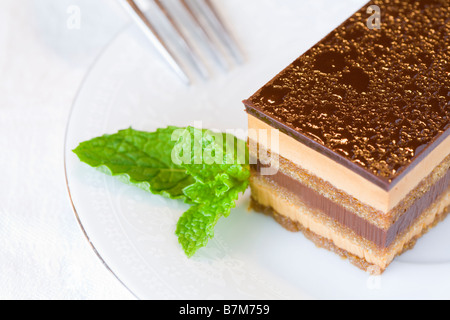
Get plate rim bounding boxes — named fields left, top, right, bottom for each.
left=63, top=22, right=139, bottom=300
left=62, top=3, right=450, bottom=300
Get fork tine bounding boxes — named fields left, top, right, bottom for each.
left=152, top=0, right=209, bottom=79
left=195, top=0, right=244, bottom=64
left=179, top=0, right=230, bottom=71
left=121, top=0, right=191, bottom=84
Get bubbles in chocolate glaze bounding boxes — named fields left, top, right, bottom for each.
left=249, top=0, right=449, bottom=180
left=438, top=86, right=449, bottom=97
left=404, top=55, right=419, bottom=66
left=377, top=32, right=394, bottom=48
left=343, top=21, right=366, bottom=40
left=259, top=85, right=290, bottom=105
left=413, top=0, right=442, bottom=10
left=341, top=66, right=370, bottom=93
left=429, top=97, right=441, bottom=112
left=292, top=58, right=304, bottom=69
left=314, top=51, right=346, bottom=73
left=418, top=52, right=433, bottom=67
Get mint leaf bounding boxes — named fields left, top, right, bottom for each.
left=174, top=127, right=250, bottom=257
left=175, top=204, right=222, bottom=258
left=73, top=126, right=250, bottom=258
left=73, top=127, right=195, bottom=199
left=176, top=185, right=245, bottom=257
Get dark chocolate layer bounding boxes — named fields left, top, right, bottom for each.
left=251, top=196, right=450, bottom=274
left=252, top=162, right=450, bottom=248
left=244, top=0, right=449, bottom=188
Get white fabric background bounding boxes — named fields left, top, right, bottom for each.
left=0, top=0, right=136, bottom=299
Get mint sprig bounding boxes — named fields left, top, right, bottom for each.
left=174, top=127, right=250, bottom=257
left=73, top=126, right=250, bottom=257
left=73, top=127, right=195, bottom=199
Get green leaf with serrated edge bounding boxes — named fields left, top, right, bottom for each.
left=74, top=126, right=250, bottom=258
left=176, top=186, right=244, bottom=257
left=73, top=127, right=195, bottom=199
left=175, top=127, right=250, bottom=257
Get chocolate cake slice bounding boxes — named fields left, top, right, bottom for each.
left=244, top=0, right=449, bottom=274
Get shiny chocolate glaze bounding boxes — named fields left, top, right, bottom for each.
left=244, top=0, right=449, bottom=190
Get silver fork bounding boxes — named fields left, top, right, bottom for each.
left=120, top=0, right=244, bottom=85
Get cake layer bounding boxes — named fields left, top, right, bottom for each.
left=244, top=0, right=449, bottom=187
left=250, top=141, right=450, bottom=230
left=251, top=162, right=450, bottom=247
left=251, top=197, right=450, bottom=275
left=249, top=115, right=450, bottom=213
left=250, top=174, right=450, bottom=274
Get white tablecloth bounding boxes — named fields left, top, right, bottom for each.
left=0, top=0, right=136, bottom=299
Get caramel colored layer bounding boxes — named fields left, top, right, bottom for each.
left=250, top=174, right=450, bottom=273
left=251, top=197, right=450, bottom=275
left=248, top=115, right=450, bottom=213
left=252, top=163, right=450, bottom=248
left=250, top=140, right=450, bottom=230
